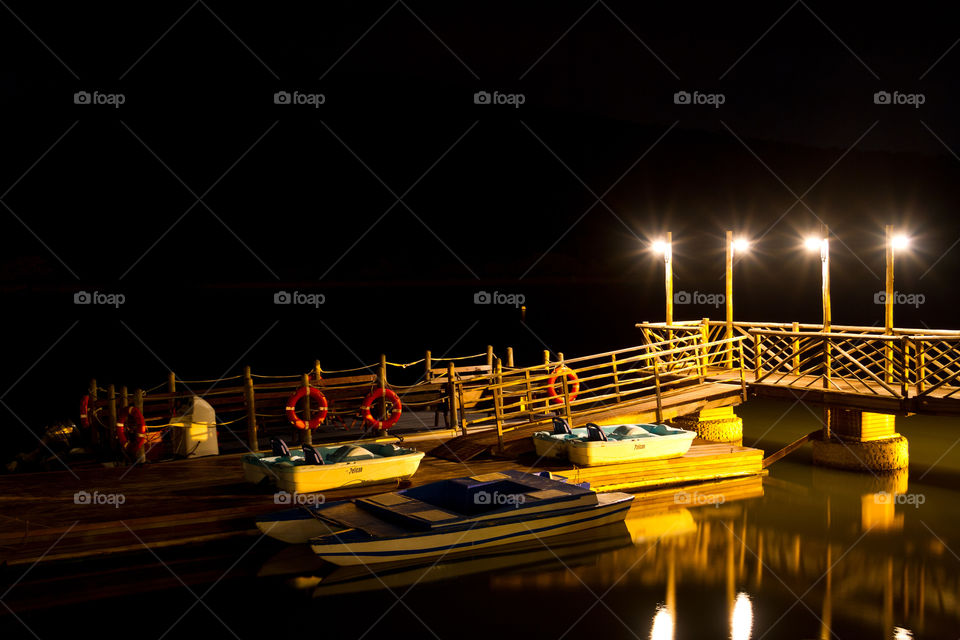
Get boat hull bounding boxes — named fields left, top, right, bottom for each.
left=310, top=494, right=633, bottom=566
left=243, top=449, right=425, bottom=494
left=567, top=431, right=696, bottom=466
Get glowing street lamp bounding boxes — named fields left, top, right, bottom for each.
left=725, top=231, right=750, bottom=367
left=804, top=227, right=831, bottom=331
left=652, top=232, right=673, bottom=325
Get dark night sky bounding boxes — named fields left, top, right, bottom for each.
left=2, top=2, right=960, bottom=445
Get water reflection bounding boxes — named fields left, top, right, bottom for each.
left=731, top=592, right=753, bottom=640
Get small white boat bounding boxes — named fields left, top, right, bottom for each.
left=256, top=470, right=633, bottom=565
left=242, top=438, right=424, bottom=494
left=533, top=418, right=696, bottom=466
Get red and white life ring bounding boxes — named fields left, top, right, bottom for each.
left=116, top=406, right=147, bottom=454
left=547, top=367, right=579, bottom=405
left=80, top=395, right=91, bottom=429
left=360, top=388, right=402, bottom=430
left=286, top=386, right=328, bottom=430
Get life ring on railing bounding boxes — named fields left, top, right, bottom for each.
left=547, top=367, right=579, bottom=405
left=116, top=406, right=147, bottom=454
left=286, top=386, right=328, bottom=430
left=80, top=395, right=91, bottom=429
left=361, top=388, right=402, bottom=430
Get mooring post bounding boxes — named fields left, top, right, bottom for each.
left=486, top=345, right=494, bottom=371
left=493, top=358, right=505, bottom=452
left=301, top=373, right=312, bottom=446
left=134, top=388, right=144, bottom=413
left=167, top=372, right=176, bottom=417
left=424, top=350, right=432, bottom=382
left=244, top=366, right=258, bottom=450
left=543, top=350, right=550, bottom=369
left=379, top=354, right=388, bottom=431
left=314, top=359, right=323, bottom=382
left=120, top=385, right=129, bottom=410
left=107, top=384, right=117, bottom=448
left=88, top=378, right=99, bottom=446
left=446, top=362, right=460, bottom=434
left=506, top=346, right=514, bottom=369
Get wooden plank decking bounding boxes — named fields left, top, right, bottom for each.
left=0, top=436, right=763, bottom=568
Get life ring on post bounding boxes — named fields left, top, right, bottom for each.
left=361, top=388, right=402, bottom=430
left=116, top=406, right=147, bottom=455
left=547, top=367, right=579, bottom=405
left=80, top=395, right=91, bottom=429
left=285, top=386, right=329, bottom=430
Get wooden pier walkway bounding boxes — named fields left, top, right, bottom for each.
left=0, top=437, right=762, bottom=568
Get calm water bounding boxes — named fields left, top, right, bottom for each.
left=3, top=399, right=960, bottom=640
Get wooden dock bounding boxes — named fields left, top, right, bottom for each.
left=0, top=437, right=763, bottom=568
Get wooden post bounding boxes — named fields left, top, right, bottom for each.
left=523, top=368, right=534, bottom=420
left=543, top=350, right=550, bottom=369
left=133, top=388, right=145, bottom=461
left=754, top=333, right=762, bottom=379
left=493, top=359, right=505, bottom=452
left=314, top=359, right=323, bottom=382
left=725, top=230, right=734, bottom=368
left=738, top=341, right=748, bottom=402
left=506, top=347, right=514, bottom=368
left=88, top=378, right=99, bottom=446
left=378, top=354, right=387, bottom=432
left=301, top=373, right=312, bottom=446
left=560, top=367, right=574, bottom=428
left=698, top=317, right=709, bottom=380
left=653, top=355, right=664, bottom=423
left=822, top=335, right=832, bottom=390
left=446, top=363, right=461, bottom=434
left=107, top=384, right=117, bottom=448
left=134, top=388, right=144, bottom=413
left=611, top=353, right=621, bottom=401
left=792, top=321, right=801, bottom=375
left=486, top=345, right=494, bottom=371
left=425, top=350, right=432, bottom=382
left=244, top=365, right=258, bottom=450
left=916, top=339, right=926, bottom=394
left=121, top=385, right=129, bottom=409
left=167, top=372, right=176, bottom=417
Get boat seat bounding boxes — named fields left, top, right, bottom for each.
left=648, top=424, right=675, bottom=436
left=327, top=445, right=376, bottom=463
left=270, top=437, right=290, bottom=457
left=612, top=425, right=651, bottom=438
left=302, top=444, right=324, bottom=465
left=552, top=417, right=573, bottom=435
left=585, top=423, right=608, bottom=442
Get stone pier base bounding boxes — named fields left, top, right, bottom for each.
left=672, top=406, right=743, bottom=443
left=811, top=410, right=909, bottom=472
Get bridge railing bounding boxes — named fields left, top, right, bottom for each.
left=637, top=320, right=960, bottom=400
left=471, top=333, right=748, bottom=448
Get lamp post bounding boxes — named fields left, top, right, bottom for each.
left=885, top=225, right=910, bottom=382
left=725, top=231, right=750, bottom=367
left=805, top=225, right=831, bottom=331
left=653, top=232, right=673, bottom=326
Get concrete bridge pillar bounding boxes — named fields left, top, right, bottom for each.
left=672, top=406, right=743, bottom=443
left=811, top=409, right=908, bottom=472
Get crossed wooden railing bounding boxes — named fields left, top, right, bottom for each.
left=457, top=333, right=749, bottom=448
left=637, top=320, right=960, bottom=400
